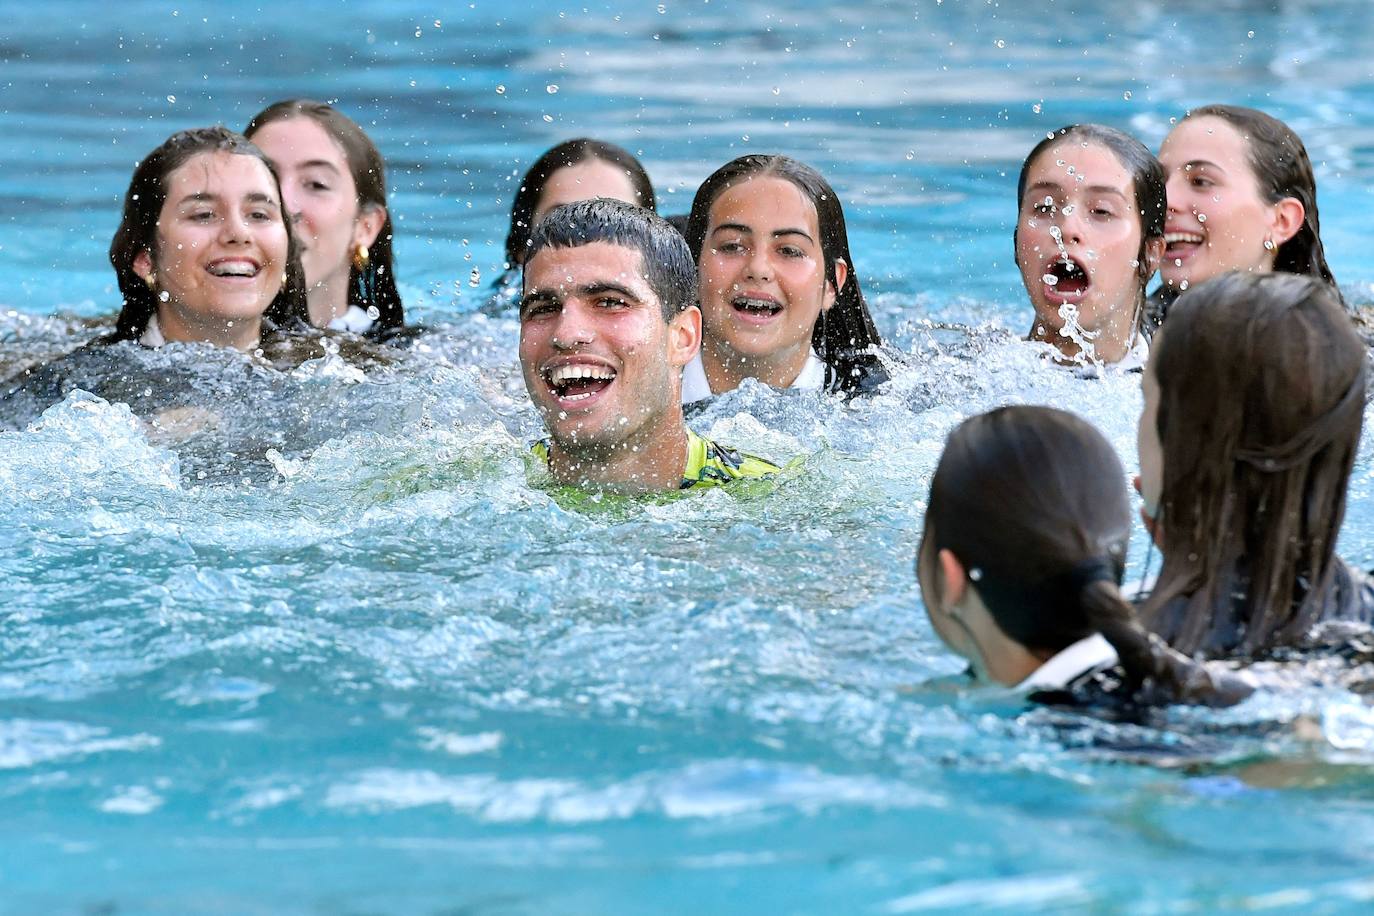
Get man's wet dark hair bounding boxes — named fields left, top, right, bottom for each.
left=684, top=154, right=883, bottom=393
left=1015, top=123, right=1166, bottom=289
left=246, top=99, right=405, bottom=332
left=504, top=138, right=656, bottom=268
left=523, top=198, right=696, bottom=321
left=108, top=126, right=309, bottom=341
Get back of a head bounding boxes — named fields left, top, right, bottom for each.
left=505, top=139, right=656, bottom=268
left=524, top=198, right=696, bottom=320
left=683, top=154, right=883, bottom=389
left=925, top=405, right=1131, bottom=656
left=1142, top=271, right=1365, bottom=656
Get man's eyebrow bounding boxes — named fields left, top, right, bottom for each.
left=711, top=222, right=753, bottom=234
left=576, top=281, right=641, bottom=300
left=520, top=288, right=560, bottom=313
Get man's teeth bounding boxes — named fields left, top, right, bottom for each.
left=548, top=364, right=616, bottom=385
left=208, top=262, right=259, bottom=277
left=1164, top=232, right=1204, bottom=245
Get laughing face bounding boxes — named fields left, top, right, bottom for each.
left=519, top=241, right=699, bottom=461
left=1157, top=116, right=1287, bottom=290
left=696, top=175, right=844, bottom=388
left=1016, top=141, right=1150, bottom=360
left=133, top=150, right=288, bottom=349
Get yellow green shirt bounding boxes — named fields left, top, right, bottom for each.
left=531, top=427, right=781, bottom=491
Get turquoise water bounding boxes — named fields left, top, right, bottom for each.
left=6, top=2, right=1374, bottom=912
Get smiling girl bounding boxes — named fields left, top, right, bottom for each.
left=1016, top=125, right=1166, bottom=369
left=1152, top=105, right=1334, bottom=322
left=681, top=155, right=884, bottom=403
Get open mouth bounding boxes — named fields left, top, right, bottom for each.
left=206, top=258, right=263, bottom=278
left=731, top=295, right=784, bottom=320
left=544, top=362, right=617, bottom=405
left=1042, top=256, right=1089, bottom=301
left=1163, top=230, right=1205, bottom=261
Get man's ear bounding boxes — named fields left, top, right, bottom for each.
left=667, top=304, right=701, bottom=368
left=938, top=548, right=968, bottom=609
left=133, top=250, right=154, bottom=284
left=822, top=258, right=848, bottom=313
left=352, top=204, right=387, bottom=251
left=1269, top=196, right=1305, bottom=248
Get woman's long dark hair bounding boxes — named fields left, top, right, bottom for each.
left=1139, top=272, right=1365, bottom=658
left=108, top=126, right=308, bottom=342
left=684, top=154, right=883, bottom=392
left=1182, top=104, right=1336, bottom=288
left=245, top=99, right=404, bottom=332
left=921, top=405, right=1241, bottom=705
left=503, top=138, right=656, bottom=268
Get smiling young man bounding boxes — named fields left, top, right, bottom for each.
left=519, top=198, right=780, bottom=494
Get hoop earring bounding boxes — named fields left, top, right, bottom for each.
left=353, top=243, right=370, bottom=270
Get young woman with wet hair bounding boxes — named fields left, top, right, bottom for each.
left=918, top=404, right=1251, bottom=707
left=1016, top=124, right=1166, bottom=369
left=245, top=99, right=404, bottom=337
left=682, top=154, right=885, bottom=402
left=1137, top=272, right=1372, bottom=659
left=1, top=126, right=308, bottom=428
left=1150, top=105, right=1336, bottom=325
left=487, top=138, right=656, bottom=310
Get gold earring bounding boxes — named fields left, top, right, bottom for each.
left=143, top=272, right=156, bottom=290
left=353, top=243, right=369, bottom=269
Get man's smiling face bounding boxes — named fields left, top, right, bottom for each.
left=520, top=241, right=691, bottom=458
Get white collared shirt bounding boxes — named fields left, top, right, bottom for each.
left=327, top=305, right=375, bottom=335
left=681, top=349, right=827, bottom=404
left=1014, top=633, right=1119, bottom=693
left=139, top=314, right=166, bottom=347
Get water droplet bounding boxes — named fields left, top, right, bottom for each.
left=657, top=2, right=666, bottom=12
left=1061, top=204, right=1075, bottom=215
left=159, top=291, right=170, bottom=302
left=495, top=84, right=506, bottom=95
left=415, top=28, right=422, bottom=38
left=1032, top=103, right=1042, bottom=114
left=546, top=84, right=559, bottom=94
left=1042, top=273, right=1060, bottom=286
left=1197, top=213, right=1207, bottom=222
left=469, top=267, right=482, bottom=287
left=1247, top=30, right=1255, bottom=38
left=434, top=19, right=442, bottom=27
left=1123, top=90, right=1132, bottom=100
left=905, top=150, right=914, bottom=160
left=542, top=114, right=553, bottom=122
left=366, top=306, right=381, bottom=320
left=771, top=86, right=780, bottom=96
left=166, top=95, right=176, bottom=104
left=994, top=39, right=1005, bottom=48
left=1180, top=280, right=1190, bottom=290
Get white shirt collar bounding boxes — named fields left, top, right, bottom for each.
left=1014, top=633, right=1118, bottom=693
left=1072, top=333, right=1149, bottom=378
left=139, top=313, right=165, bottom=347
left=681, top=349, right=827, bottom=404
left=327, top=305, right=375, bottom=334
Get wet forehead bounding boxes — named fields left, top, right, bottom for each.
left=164, top=151, right=277, bottom=200
left=1158, top=116, right=1251, bottom=171
left=250, top=116, right=349, bottom=169
left=1026, top=142, right=1133, bottom=195
left=709, top=175, right=820, bottom=236
left=523, top=240, right=654, bottom=297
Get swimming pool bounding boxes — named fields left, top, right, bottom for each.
left=6, top=2, right=1374, bottom=911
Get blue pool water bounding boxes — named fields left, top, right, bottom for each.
left=6, top=2, right=1374, bottom=912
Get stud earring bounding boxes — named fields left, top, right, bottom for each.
left=1263, top=237, right=1276, bottom=251
left=352, top=243, right=369, bottom=269
left=143, top=272, right=156, bottom=290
